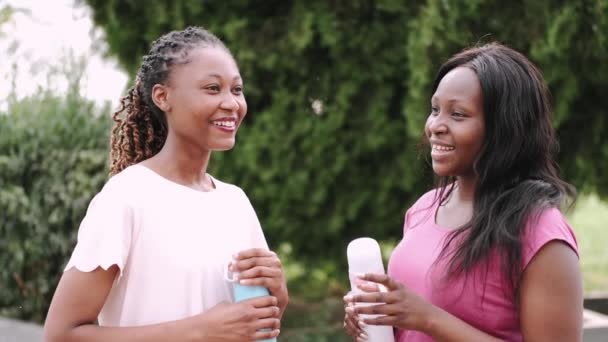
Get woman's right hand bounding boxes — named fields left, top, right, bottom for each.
left=193, top=296, right=281, bottom=341
left=343, top=292, right=368, bottom=342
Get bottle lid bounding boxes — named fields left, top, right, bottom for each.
left=347, top=237, right=385, bottom=274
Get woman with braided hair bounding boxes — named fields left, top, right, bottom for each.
left=44, top=27, right=287, bottom=341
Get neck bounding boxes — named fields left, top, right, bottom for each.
left=454, top=176, right=477, bottom=202
left=151, top=131, right=212, bottom=186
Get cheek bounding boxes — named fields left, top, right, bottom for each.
left=472, top=123, right=485, bottom=146
left=424, top=117, right=432, bottom=136
left=465, top=124, right=485, bottom=156
left=238, top=98, right=248, bottom=117
left=172, top=93, right=198, bottom=115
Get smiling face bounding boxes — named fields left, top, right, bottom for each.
left=425, top=67, right=485, bottom=180
left=155, top=46, right=247, bottom=152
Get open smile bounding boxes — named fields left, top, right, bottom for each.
left=432, top=144, right=455, bottom=152
left=211, top=119, right=237, bottom=132
left=430, top=143, right=455, bottom=160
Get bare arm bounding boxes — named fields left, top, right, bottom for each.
left=44, top=266, right=281, bottom=342
left=519, top=241, right=583, bottom=342
left=44, top=266, right=199, bottom=342
left=347, top=240, right=582, bottom=341
left=419, top=307, right=502, bottom=342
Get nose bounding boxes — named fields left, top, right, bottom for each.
left=426, top=113, right=448, bottom=136
left=219, top=93, right=240, bottom=112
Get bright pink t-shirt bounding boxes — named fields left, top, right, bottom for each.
left=387, top=190, right=578, bottom=342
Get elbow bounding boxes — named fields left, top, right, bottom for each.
left=44, top=318, right=97, bottom=342
left=43, top=329, right=63, bottom=342
left=43, top=321, right=72, bottom=342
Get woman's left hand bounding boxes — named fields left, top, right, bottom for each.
left=231, top=248, right=289, bottom=316
left=344, top=273, right=438, bottom=333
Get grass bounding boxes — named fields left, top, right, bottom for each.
left=568, top=194, right=608, bottom=294
left=280, top=297, right=347, bottom=342
left=280, top=194, right=608, bottom=340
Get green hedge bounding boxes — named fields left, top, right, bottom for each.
left=0, top=87, right=110, bottom=322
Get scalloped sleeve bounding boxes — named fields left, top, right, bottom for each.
left=64, top=183, right=134, bottom=277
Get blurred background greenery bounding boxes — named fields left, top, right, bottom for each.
left=1, top=0, right=607, bottom=340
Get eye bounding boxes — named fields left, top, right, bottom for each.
left=205, top=84, right=220, bottom=92
left=452, top=112, right=466, bottom=118
left=232, top=85, right=244, bottom=95
left=430, top=106, right=439, bottom=115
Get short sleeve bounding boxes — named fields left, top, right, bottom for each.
left=522, top=208, right=579, bottom=269
left=64, top=182, right=134, bottom=277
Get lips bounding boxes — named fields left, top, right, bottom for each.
left=430, top=141, right=455, bottom=160
left=431, top=144, right=455, bottom=152
left=211, top=117, right=237, bottom=131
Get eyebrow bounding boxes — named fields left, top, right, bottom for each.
left=206, top=73, right=242, bottom=81
left=430, top=97, right=478, bottom=112
left=431, top=96, right=470, bottom=104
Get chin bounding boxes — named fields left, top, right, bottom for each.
left=432, top=165, right=453, bottom=178
left=210, top=141, right=236, bottom=151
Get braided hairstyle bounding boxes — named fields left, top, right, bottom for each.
left=110, top=26, right=230, bottom=175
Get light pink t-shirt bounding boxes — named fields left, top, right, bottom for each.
left=64, top=164, right=269, bottom=326
left=387, top=190, right=578, bottom=342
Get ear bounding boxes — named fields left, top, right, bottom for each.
left=151, top=84, right=172, bottom=113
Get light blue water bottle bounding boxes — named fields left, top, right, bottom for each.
left=225, top=263, right=277, bottom=342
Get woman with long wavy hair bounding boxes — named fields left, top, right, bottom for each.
left=344, top=43, right=582, bottom=342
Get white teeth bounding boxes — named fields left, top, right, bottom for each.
left=432, top=144, right=455, bottom=151
left=213, top=120, right=235, bottom=128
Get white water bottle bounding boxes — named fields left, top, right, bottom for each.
left=347, top=237, right=395, bottom=342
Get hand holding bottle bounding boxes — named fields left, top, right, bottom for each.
left=345, top=272, right=438, bottom=333
left=230, top=248, right=289, bottom=316
left=191, top=297, right=280, bottom=341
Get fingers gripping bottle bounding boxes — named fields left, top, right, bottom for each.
left=225, top=263, right=277, bottom=342
left=347, top=237, right=396, bottom=342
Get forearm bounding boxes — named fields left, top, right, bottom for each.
left=269, top=288, right=288, bottom=319
left=424, top=307, right=504, bottom=342
left=45, top=317, right=199, bottom=342
left=267, top=283, right=288, bottom=319
left=278, top=294, right=289, bottom=319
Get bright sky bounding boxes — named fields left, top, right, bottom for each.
left=0, top=0, right=128, bottom=110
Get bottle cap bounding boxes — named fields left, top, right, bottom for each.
left=347, top=237, right=385, bottom=275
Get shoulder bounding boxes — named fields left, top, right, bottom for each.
left=414, top=189, right=439, bottom=208
left=525, top=207, right=577, bottom=247
left=89, top=165, right=150, bottom=207
left=103, top=164, right=148, bottom=192
left=209, top=176, right=261, bottom=223
left=208, top=175, right=253, bottom=205
left=522, top=207, right=579, bottom=267
left=407, top=188, right=439, bottom=216
left=209, top=175, right=247, bottom=196
left=403, top=188, right=439, bottom=230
